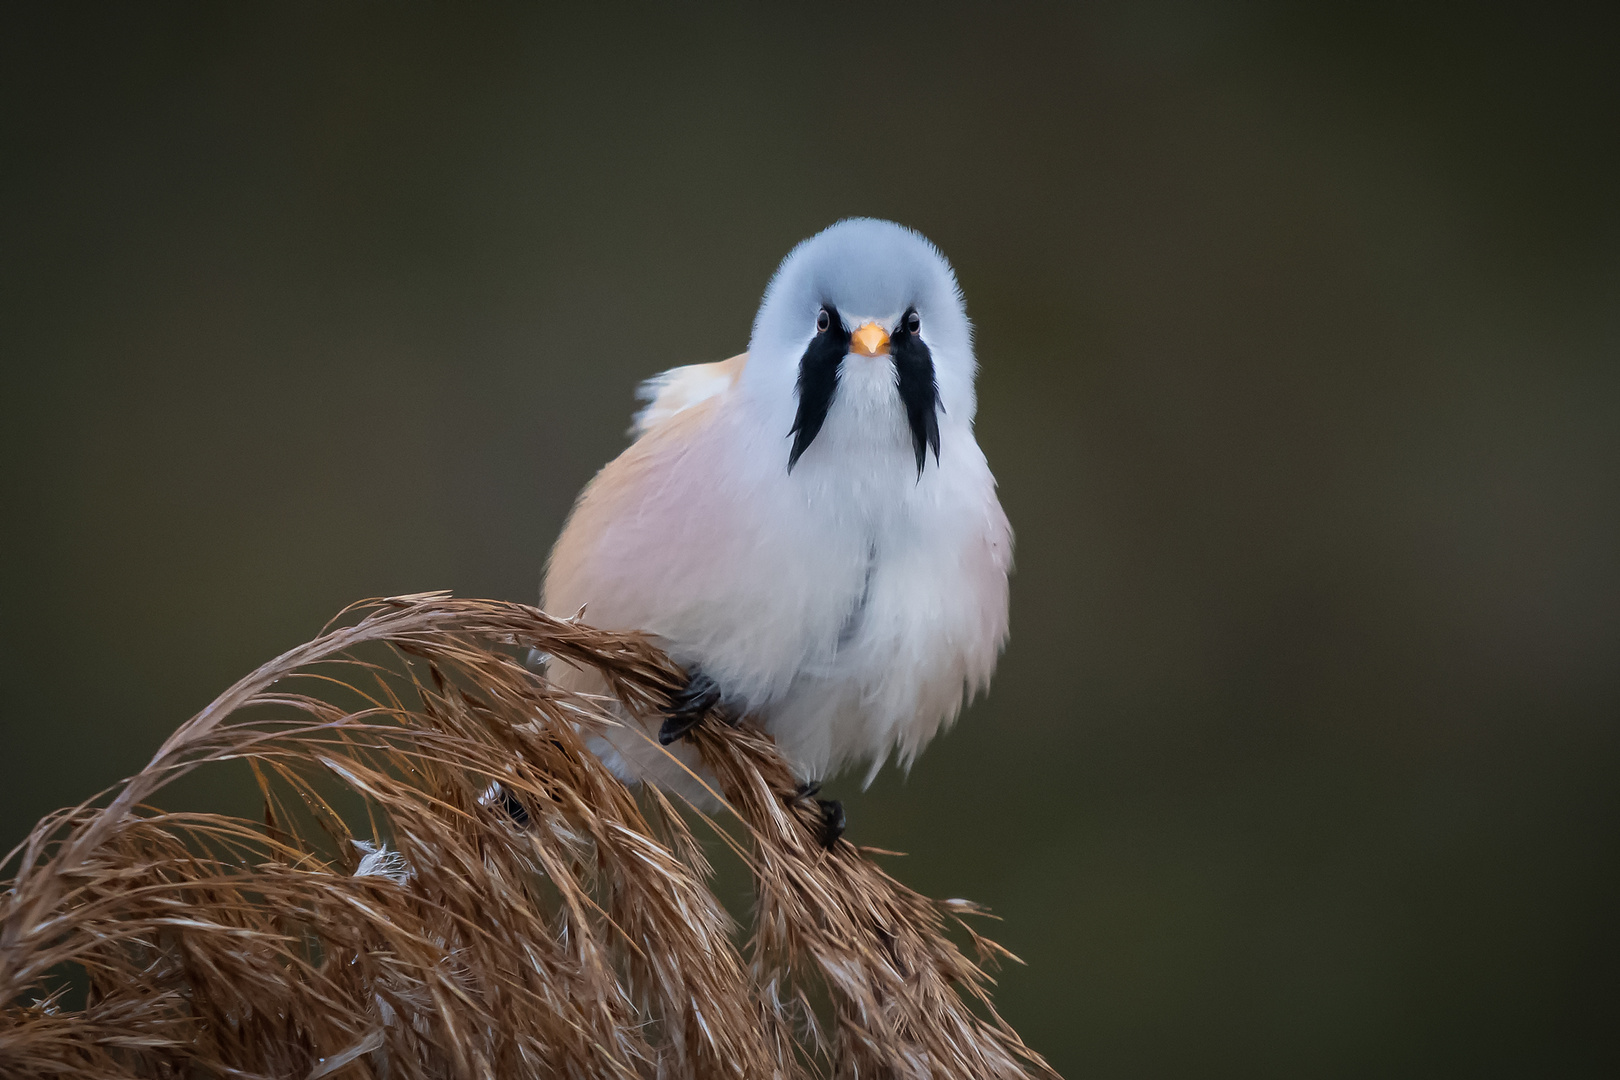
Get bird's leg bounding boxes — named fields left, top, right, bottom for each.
left=657, top=669, right=724, bottom=745
left=793, top=781, right=846, bottom=849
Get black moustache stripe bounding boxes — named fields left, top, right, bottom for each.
left=891, top=319, right=941, bottom=477
left=787, top=304, right=848, bottom=472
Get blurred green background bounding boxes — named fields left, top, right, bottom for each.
left=3, top=4, right=1617, bottom=1075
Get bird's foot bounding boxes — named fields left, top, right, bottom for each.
left=497, top=786, right=531, bottom=829
left=816, top=798, right=846, bottom=849
left=794, top=781, right=846, bottom=849
left=657, top=671, right=723, bottom=745
left=479, top=781, right=531, bottom=829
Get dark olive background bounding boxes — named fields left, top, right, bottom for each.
left=3, top=4, right=1618, bottom=1076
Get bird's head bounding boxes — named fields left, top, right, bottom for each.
left=742, top=218, right=974, bottom=476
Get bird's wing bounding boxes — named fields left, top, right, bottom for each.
left=629, top=353, right=747, bottom=437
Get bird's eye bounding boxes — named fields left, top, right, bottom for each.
left=905, top=310, right=921, bottom=335
left=816, top=308, right=831, bottom=333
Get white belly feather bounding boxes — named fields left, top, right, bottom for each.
left=542, top=353, right=1010, bottom=801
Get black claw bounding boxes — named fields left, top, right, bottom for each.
left=499, top=787, right=531, bottom=829
left=658, top=671, right=723, bottom=745
left=816, top=798, right=845, bottom=849
left=481, top=782, right=531, bottom=829
left=792, top=782, right=843, bottom=847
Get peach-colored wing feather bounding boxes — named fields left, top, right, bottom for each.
left=630, top=353, right=747, bottom=437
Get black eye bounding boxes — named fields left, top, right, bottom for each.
left=905, top=310, right=921, bottom=335
left=816, top=307, right=831, bottom=333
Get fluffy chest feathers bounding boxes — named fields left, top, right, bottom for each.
left=544, top=354, right=1010, bottom=781
left=544, top=217, right=1011, bottom=788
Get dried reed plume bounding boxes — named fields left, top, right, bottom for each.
left=0, top=594, right=1055, bottom=1079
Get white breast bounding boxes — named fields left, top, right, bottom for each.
left=543, top=358, right=1010, bottom=798
left=756, top=371, right=1011, bottom=781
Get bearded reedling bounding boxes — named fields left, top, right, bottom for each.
left=543, top=219, right=1012, bottom=844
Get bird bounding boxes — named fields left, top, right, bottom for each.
left=541, top=218, right=1011, bottom=843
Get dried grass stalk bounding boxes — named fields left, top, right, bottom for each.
left=0, top=594, right=1055, bottom=1080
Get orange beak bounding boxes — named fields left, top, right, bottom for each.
left=850, top=322, right=891, bottom=357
